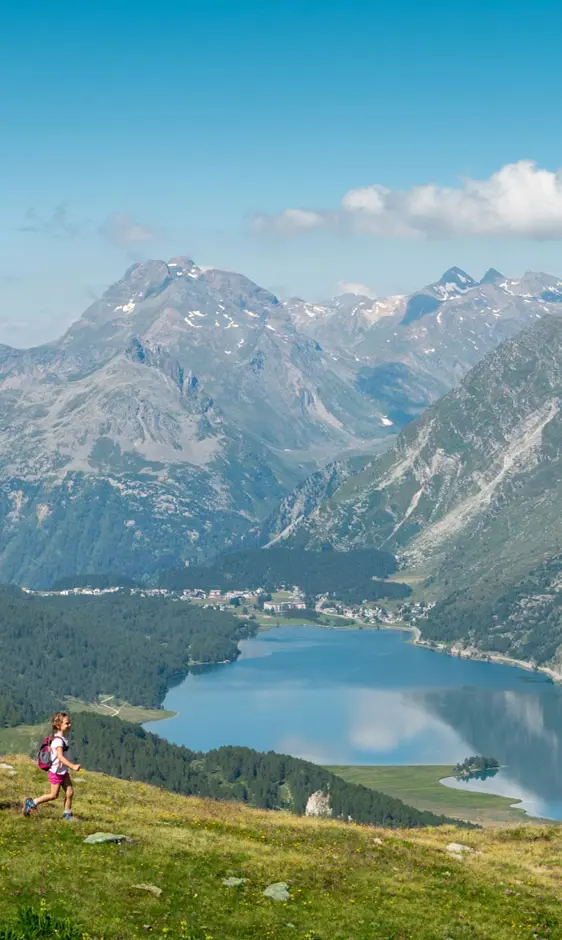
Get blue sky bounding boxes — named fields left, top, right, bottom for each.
left=2, top=0, right=562, bottom=344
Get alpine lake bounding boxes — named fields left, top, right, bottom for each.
left=145, top=626, right=562, bottom=821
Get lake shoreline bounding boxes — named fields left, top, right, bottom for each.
left=258, top=617, right=562, bottom=683
left=326, top=763, right=545, bottom=826
left=410, top=628, right=562, bottom=684
left=141, top=625, right=562, bottom=822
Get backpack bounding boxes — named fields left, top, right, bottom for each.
left=37, top=734, right=68, bottom=771
left=37, top=735, right=53, bottom=771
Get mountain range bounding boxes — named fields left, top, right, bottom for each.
left=2, top=256, right=562, bottom=587
left=270, top=315, right=562, bottom=670
left=287, top=264, right=562, bottom=424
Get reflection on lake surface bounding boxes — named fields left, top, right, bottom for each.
left=145, top=626, right=562, bottom=819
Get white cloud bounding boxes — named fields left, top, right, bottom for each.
left=256, top=161, right=562, bottom=240
left=253, top=207, right=329, bottom=235
left=337, top=280, right=376, bottom=298
left=99, top=212, right=155, bottom=245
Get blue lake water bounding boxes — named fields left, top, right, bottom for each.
left=145, top=626, right=562, bottom=820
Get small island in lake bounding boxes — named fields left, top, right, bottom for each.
left=454, top=755, right=500, bottom=778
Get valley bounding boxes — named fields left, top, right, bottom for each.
left=3, top=257, right=562, bottom=588
left=5, top=280, right=562, bottom=932
left=145, top=625, right=562, bottom=822
left=6, top=8, right=562, bottom=938
left=5, top=254, right=562, bottom=688
left=4, top=257, right=562, bottom=915
left=271, top=315, right=562, bottom=677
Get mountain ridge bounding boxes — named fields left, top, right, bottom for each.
left=0, top=258, right=389, bottom=585
left=3, top=257, right=562, bottom=586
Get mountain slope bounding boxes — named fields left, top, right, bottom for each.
left=0, top=342, right=282, bottom=586
left=255, top=455, right=369, bottom=546
left=2, top=757, right=562, bottom=940
left=54, top=257, right=384, bottom=455
left=275, top=317, right=562, bottom=665
left=0, top=259, right=388, bottom=587
left=4, top=258, right=562, bottom=588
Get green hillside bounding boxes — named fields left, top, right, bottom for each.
left=0, top=586, right=254, bottom=726
left=423, top=552, right=562, bottom=665
left=1, top=758, right=562, bottom=939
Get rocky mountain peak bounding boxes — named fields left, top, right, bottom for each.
left=118, top=259, right=172, bottom=295
left=201, top=267, right=281, bottom=309
left=166, top=256, right=199, bottom=273
left=438, top=266, right=474, bottom=283
left=480, top=267, right=504, bottom=285
left=435, top=267, right=476, bottom=291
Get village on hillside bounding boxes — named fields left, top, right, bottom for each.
left=23, top=581, right=434, bottom=630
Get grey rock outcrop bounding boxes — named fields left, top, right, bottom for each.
left=305, top=790, right=332, bottom=818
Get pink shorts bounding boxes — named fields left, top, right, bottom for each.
left=48, top=771, right=68, bottom=786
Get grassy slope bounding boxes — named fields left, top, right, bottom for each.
left=65, top=698, right=177, bottom=723
left=327, top=766, right=532, bottom=827
left=1, top=758, right=562, bottom=940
